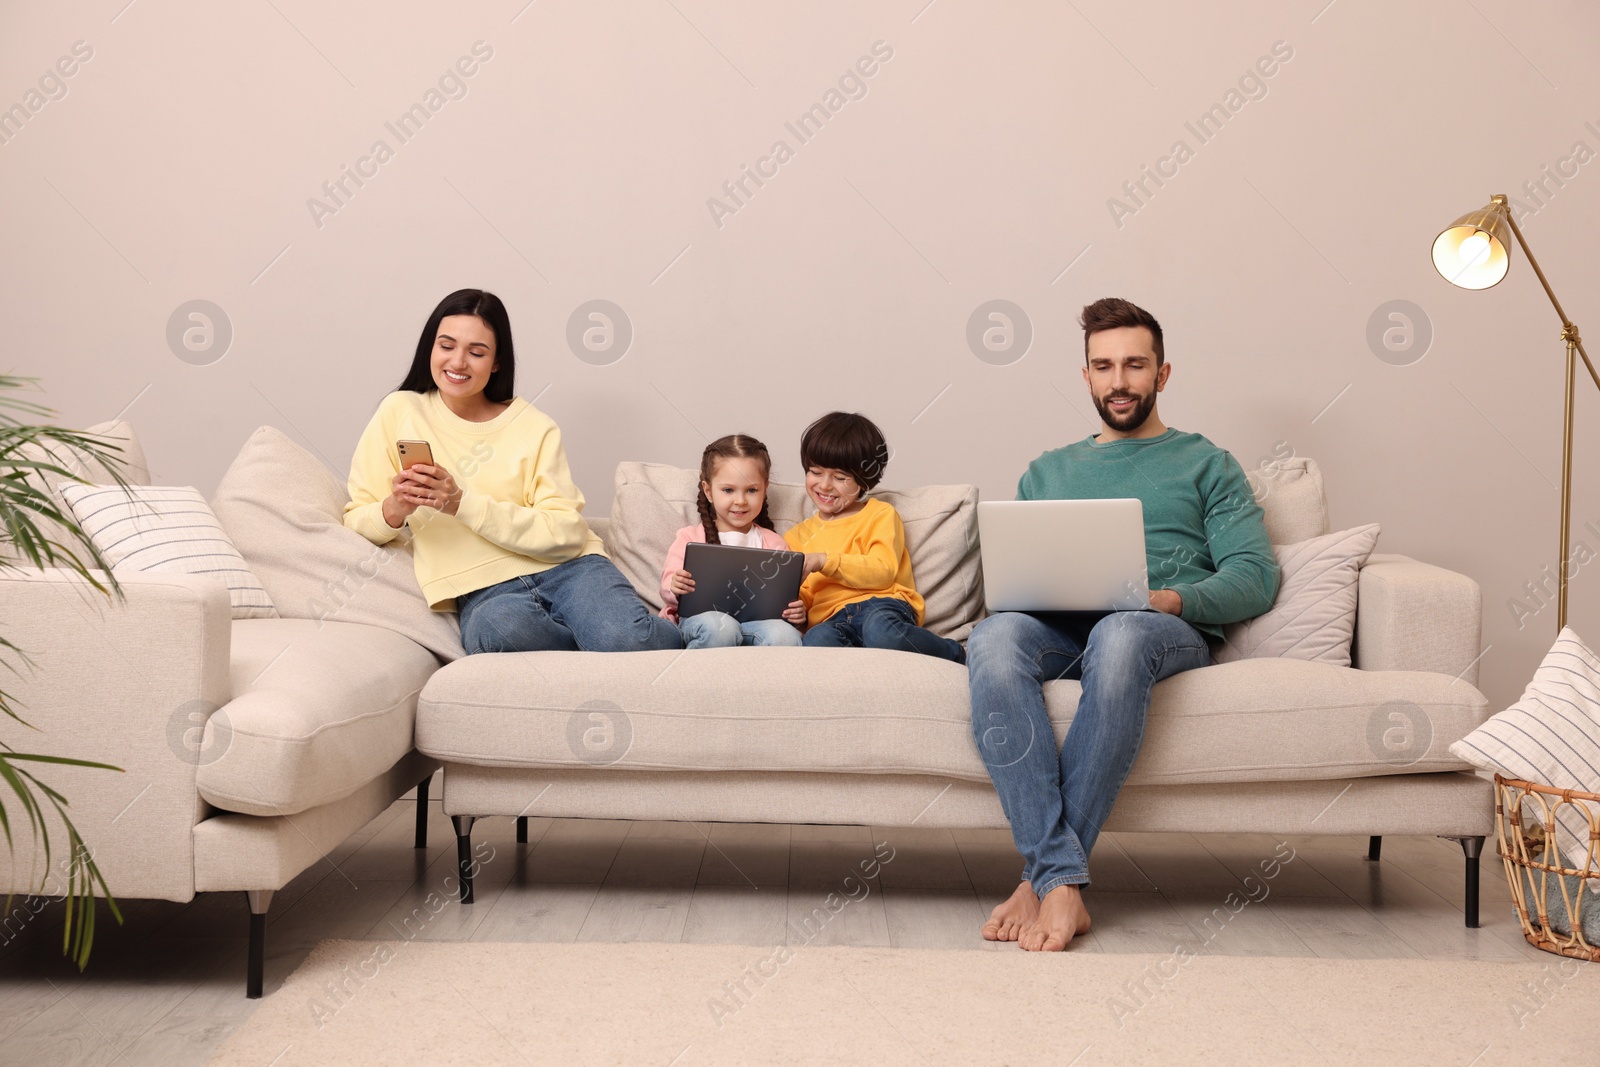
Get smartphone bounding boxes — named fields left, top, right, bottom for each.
left=397, top=440, right=435, bottom=471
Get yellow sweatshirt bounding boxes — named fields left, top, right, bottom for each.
left=783, top=497, right=925, bottom=627
left=344, top=390, right=605, bottom=610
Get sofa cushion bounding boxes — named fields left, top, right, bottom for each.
left=606, top=462, right=984, bottom=640
left=416, top=650, right=1488, bottom=786
left=211, top=426, right=465, bottom=662
left=196, top=619, right=440, bottom=817
left=1214, top=524, right=1380, bottom=666
left=1246, top=457, right=1329, bottom=545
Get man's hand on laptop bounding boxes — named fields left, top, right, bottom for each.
left=1149, top=589, right=1183, bottom=615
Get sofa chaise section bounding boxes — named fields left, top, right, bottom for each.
left=0, top=567, right=441, bottom=996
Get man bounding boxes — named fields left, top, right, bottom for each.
left=967, top=297, right=1279, bottom=951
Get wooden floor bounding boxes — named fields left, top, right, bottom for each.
left=0, top=788, right=1542, bottom=1066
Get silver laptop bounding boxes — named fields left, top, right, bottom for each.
left=977, top=499, right=1150, bottom=612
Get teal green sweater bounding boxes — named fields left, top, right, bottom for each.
left=1017, top=429, right=1280, bottom=638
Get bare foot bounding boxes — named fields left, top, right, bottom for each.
left=1019, top=884, right=1091, bottom=951
left=982, top=880, right=1040, bottom=942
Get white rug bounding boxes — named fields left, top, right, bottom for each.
left=208, top=940, right=1600, bottom=1066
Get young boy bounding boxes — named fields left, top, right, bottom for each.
left=784, top=412, right=965, bottom=663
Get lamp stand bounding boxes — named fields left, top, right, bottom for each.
left=1494, top=194, right=1600, bottom=631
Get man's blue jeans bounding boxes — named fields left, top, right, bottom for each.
left=679, top=611, right=804, bottom=648
left=457, top=553, right=683, bottom=653
left=967, top=609, right=1210, bottom=895
left=802, top=596, right=966, bottom=664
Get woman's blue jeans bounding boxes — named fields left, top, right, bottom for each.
left=456, top=553, right=682, bottom=653
left=967, top=609, right=1210, bottom=895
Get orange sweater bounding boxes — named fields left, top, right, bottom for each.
left=783, top=498, right=925, bottom=627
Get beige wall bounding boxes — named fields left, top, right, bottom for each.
left=3, top=0, right=1597, bottom=710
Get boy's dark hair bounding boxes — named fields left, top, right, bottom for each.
left=697, top=434, right=776, bottom=545
left=1080, top=297, right=1164, bottom=365
left=799, top=412, right=891, bottom=492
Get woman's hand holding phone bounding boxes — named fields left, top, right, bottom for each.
left=382, top=472, right=418, bottom=528
left=384, top=464, right=462, bottom=527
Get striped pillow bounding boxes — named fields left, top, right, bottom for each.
left=58, top=484, right=277, bottom=619
left=1451, top=628, right=1600, bottom=887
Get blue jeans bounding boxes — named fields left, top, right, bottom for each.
left=456, top=553, right=682, bottom=654
left=679, top=611, right=804, bottom=648
left=802, top=596, right=966, bottom=664
left=967, top=609, right=1210, bottom=895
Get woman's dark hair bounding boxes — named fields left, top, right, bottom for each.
left=697, top=435, right=775, bottom=545
left=396, top=289, right=516, bottom=402
left=799, top=412, right=891, bottom=492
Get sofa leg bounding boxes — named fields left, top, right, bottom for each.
left=1367, top=836, right=1382, bottom=862
left=516, top=816, right=528, bottom=844
left=245, top=890, right=273, bottom=999
left=1457, top=836, right=1485, bottom=929
left=453, top=815, right=477, bottom=904
left=415, top=776, right=431, bottom=849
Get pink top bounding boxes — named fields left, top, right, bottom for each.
left=659, top=522, right=790, bottom=621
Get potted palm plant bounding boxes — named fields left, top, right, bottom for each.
left=1, top=374, right=126, bottom=967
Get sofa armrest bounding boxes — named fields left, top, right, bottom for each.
left=1353, top=553, right=1483, bottom=686
left=0, top=568, right=232, bottom=902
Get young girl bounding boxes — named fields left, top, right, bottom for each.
left=784, top=412, right=965, bottom=663
left=344, top=288, right=680, bottom=655
left=659, top=435, right=805, bottom=648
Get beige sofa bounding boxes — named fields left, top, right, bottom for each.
left=2, top=425, right=1493, bottom=1004
left=416, top=460, right=1496, bottom=925
left=1, top=424, right=456, bottom=997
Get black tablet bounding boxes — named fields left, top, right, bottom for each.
left=677, top=542, right=805, bottom=623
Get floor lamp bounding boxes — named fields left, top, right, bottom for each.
left=1432, top=194, right=1600, bottom=631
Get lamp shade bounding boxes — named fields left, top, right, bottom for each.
left=1432, top=202, right=1513, bottom=290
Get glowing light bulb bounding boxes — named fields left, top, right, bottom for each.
left=1457, top=231, right=1492, bottom=268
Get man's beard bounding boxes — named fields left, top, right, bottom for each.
left=1092, top=388, right=1157, bottom=432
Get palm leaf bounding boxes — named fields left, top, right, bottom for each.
left=0, top=376, right=128, bottom=966
left=2, top=752, right=122, bottom=771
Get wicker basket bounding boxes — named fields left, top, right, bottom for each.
left=1494, top=774, right=1600, bottom=961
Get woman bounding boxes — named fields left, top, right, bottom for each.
left=344, top=288, right=681, bottom=654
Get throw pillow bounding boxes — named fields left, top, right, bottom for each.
left=210, top=426, right=465, bottom=662
left=1245, top=456, right=1330, bottom=545
left=1212, top=523, right=1381, bottom=666
left=606, top=462, right=985, bottom=641
left=1451, top=627, right=1600, bottom=887
left=57, top=483, right=277, bottom=619
left=26, top=418, right=151, bottom=486
left=874, top=483, right=984, bottom=642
